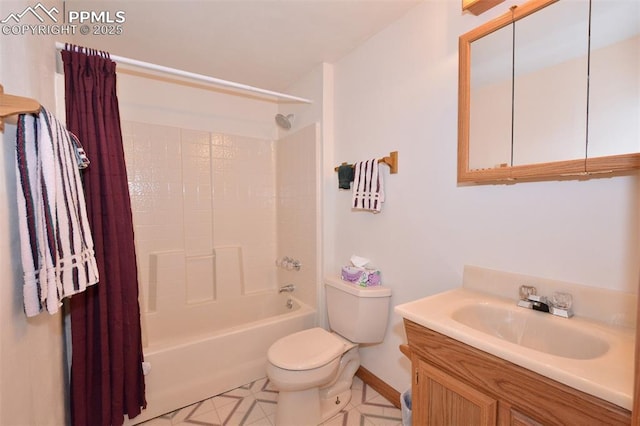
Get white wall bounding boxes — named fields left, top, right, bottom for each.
left=277, top=64, right=327, bottom=137
left=328, top=0, right=639, bottom=393
left=0, top=1, right=67, bottom=424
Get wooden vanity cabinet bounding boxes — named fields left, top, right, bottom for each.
left=403, top=319, right=631, bottom=426
left=414, top=357, right=497, bottom=425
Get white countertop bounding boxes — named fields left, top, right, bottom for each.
left=395, top=287, right=635, bottom=410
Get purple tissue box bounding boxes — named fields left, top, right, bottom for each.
left=341, top=266, right=381, bottom=286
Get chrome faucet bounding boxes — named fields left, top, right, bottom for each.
left=517, top=285, right=573, bottom=318
left=279, top=284, right=296, bottom=293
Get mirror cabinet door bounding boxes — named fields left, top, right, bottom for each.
left=469, top=24, right=514, bottom=170
left=512, top=0, right=590, bottom=166
left=587, top=0, right=640, bottom=159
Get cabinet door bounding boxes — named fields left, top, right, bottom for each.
left=508, top=408, right=544, bottom=426
left=414, top=359, right=497, bottom=426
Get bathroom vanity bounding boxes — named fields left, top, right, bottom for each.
left=395, top=267, right=636, bottom=425
left=401, top=320, right=630, bottom=425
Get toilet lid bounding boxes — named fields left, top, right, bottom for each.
left=268, top=328, right=346, bottom=370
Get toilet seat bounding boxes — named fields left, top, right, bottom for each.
left=268, top=327, right=346, bottom=370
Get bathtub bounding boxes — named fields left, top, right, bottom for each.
left=126, top=293, right=316, bottom=425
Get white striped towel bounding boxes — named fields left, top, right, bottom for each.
left=15, top=107, right=99, bottom=317
left=352, top=158, right=385, bottom=213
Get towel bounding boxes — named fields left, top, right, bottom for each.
left=352, top=158, right=384, bottom=213
left=72, top=137, right=91, bottom=169
left=337, top=164, right=354, bottom=189
left=15, top=107, right=99, bottom=317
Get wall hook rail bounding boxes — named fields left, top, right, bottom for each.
left=0, top=84, right=41, bottom=132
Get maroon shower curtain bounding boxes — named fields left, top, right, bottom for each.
left=61, top=45, right=146, bottom=426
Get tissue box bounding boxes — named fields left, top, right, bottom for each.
left=341, top=266, right=381, bottom=287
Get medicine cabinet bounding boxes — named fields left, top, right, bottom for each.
left=458, top=0, right=640, bottom=183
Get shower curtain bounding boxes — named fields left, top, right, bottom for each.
left=61, top=45, right=146, bottom=426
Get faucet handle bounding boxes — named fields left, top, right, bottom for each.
left=519, top=285, right=537, bottom=300
left=550, top=292, right=574, bottom=318
left=551, top=292, right=573, bottom=310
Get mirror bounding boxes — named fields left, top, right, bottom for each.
left=468, top=22, right=513, bottom=170
left=512, top=0, right=589, bottom=166
left=588, top=0, right=640, bottom=159
left=459, top=0, right=640, bottom=183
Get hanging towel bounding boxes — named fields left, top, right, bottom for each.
left=352, top=158, right=385, bottom=213
left=337, top=164, right=354, bottom=189
left=15, top=107, right=99, bottom=317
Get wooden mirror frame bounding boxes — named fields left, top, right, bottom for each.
left=458, top=0, right=640, bottom=184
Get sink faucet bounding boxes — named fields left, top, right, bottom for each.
left=517, top=285, right=573, bottom=318
left=279, top=284, right=296, bottom=293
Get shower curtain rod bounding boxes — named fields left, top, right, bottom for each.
left=54, top=42, right=312, bottom=104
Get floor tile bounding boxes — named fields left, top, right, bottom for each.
left=172, top=400, right=217, bottom=424
left=174, top=407, right=222, bottom=426
left=137, top=417, right=173, bottom=426
left=143, top=377, right=402, bottom=426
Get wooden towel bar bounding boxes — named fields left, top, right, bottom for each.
left=334, top=150, right=398, bottom=174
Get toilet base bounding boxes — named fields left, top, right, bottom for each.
left=273, top=347, right=360, bottom=425
left=320, top=388, right=352, bottom=423
left=275, top=387, right=321, bottom=426
left=275, top=388, right=352, bottom=426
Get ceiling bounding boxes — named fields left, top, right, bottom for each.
left=64, top=0, right=422, bottom=93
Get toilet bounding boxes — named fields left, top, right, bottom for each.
left=266, top=277, right=392, bottom=426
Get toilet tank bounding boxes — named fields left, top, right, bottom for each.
left=325, top=277, right=392, bottom=343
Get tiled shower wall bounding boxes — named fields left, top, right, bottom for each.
left=276, top=124, right=319, bottom=309
left=121, top=121, right=277, bottom=315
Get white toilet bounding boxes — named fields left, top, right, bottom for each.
left=266, top=277, right=391, bottom=426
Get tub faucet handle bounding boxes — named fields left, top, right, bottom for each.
left=276, top=256, right=302, bottom=271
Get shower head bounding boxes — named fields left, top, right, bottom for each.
left=275, top=113, right=294, bottom=130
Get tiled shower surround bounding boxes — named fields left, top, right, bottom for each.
left=121, top=121, right=278, bottom=317
left=120, top=121, right=319, bottom=421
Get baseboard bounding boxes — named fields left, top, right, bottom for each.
left=355, top=366, right=401, bottom=408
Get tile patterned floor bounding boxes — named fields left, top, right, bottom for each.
left=139, top=376, right=403, bottom=426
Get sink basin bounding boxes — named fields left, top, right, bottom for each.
left=394, top=287, right=635, bottom=410
left=451, top=303, right=609, bottom=360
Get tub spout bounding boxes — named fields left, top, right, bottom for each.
left=279, top=284, right=295, bottom=293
